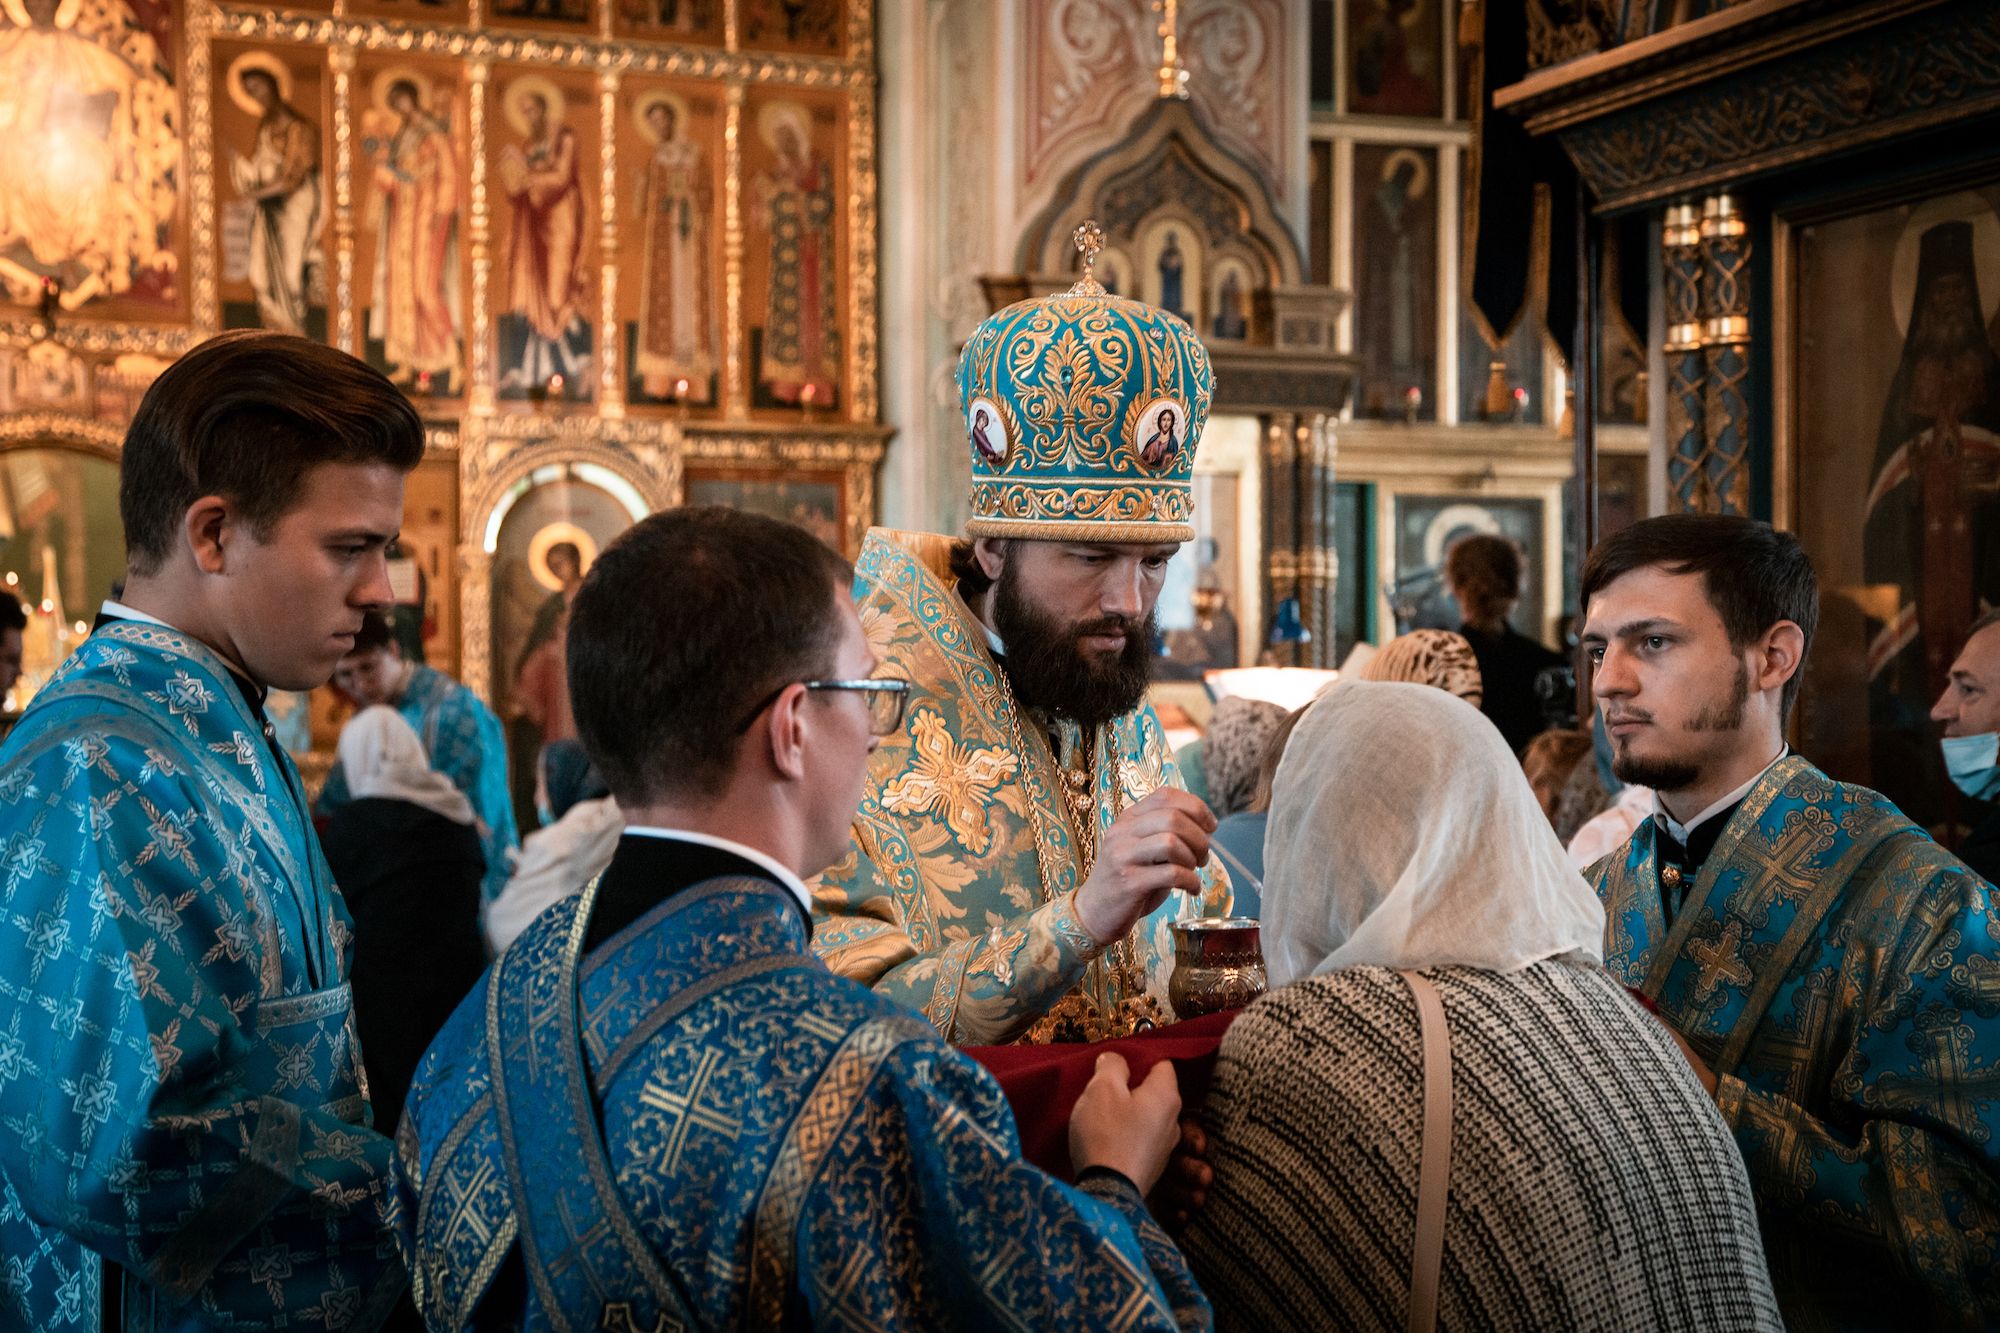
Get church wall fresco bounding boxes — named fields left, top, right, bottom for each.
left=0, top=0, right=885, bottom=707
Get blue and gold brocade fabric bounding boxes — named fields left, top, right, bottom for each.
left=810, top=529, right=1231, bottom=1046
left=0, top=623, right=402, bottom=1332
left=395, top=874, right=1211, bottom=1331
left=1588, top=756, right=2000, bottom=1331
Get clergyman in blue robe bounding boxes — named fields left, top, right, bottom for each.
left=395, top=505, right=1211, bottom=1330
left=1580, top=514, right=2000, bottom=1329
left=0, top=331, right=424, bottom=1331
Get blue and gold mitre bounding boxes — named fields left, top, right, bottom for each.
left=957, top=221, right=1213, bottom=543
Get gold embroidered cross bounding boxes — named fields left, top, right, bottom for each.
left=638, top=1048, right=743, bottom=1172
left=1688, top=921, right=1753, bottom=1004
left=1069, top=219, right=1107, bottom=298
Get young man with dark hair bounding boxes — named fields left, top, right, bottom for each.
left=1444, top=531, right=1565, bottom=753
left=323, top=609, right=518, bottom=902
left=395, top=507, right=1210, bottom=1330
left=1933, top=607, right=2000, bottom=883
left=0, top=331, right=423, bottom=1330
left=1578, top=512, right=2000, bottom=1328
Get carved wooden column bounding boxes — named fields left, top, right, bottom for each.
left=1662, top=193, right=1752, bottom=514
left=1262, top=413, right=1301, bottom=666
left=1696, top=192, right=1751, bottom=514
left=1259, top=411, right=1339, bottom=667
left=1662, top=202, right=1707, bottom=512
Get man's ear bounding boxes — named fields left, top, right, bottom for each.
left=972, top=537, right=1008, bottom=582
left=764, top=682, right=810, bottom=783
left=183, top=496, right=232, bottom=575
left=1756, top=620, right=1806, bottom=696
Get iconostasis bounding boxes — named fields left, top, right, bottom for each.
left=0, top=0, right=884, bottom=723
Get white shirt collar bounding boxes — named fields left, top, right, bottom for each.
left=101, top=598, right=170, bottom=629
left=1653, top=746, right=1788, bottom=846
left=100, top=599, right=265, bottom=694
left=619, top=826, right=814, bottom=915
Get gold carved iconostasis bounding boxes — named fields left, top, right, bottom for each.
left=0, top=0, right=884, bottom=749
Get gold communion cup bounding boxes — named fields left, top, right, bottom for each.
left=1168, top=917, right=1268, bottom=1021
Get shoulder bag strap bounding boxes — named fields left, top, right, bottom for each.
left=1397, top=968, right=1453, bottom=1333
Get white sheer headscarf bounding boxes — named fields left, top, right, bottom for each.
left=1262, top=680, right=1604, bottom=985
left=337, top=706, right=476, bottom=826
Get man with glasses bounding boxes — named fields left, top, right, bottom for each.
left=394, top=506, right=1212, bottom=1330
left=813, top=231, right=1233, bottom=1045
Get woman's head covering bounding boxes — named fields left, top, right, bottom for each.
left=1261, top=681, right=1604, bottom=985
left=1358, top=629, right=1484, bottom=707
left=540, top=739, right=610, bottom=823
left=1203, top=696, right=1289, bottom=818
left=337, top=706, right=476, bottom=826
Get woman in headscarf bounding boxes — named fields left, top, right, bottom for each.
left=1205, top=707, right=1304, bottom=917
left=1179, top=682, right=1779, bottom=1332
left=318, top=706, right=488, bottom=1135
left=1357, top=627, right=1483, bottom=705
left=482, top=738, right=622, bottom=955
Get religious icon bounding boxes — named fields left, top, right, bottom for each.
left=1211, top=264, right=1250, bottom=340
left=687, top=469, right=844, bottom=552
left=1136, top=398, right=1185, bottom=469
left=630, top=90, right=716, bottom=404
left=967, top=398, right=1006, bottom=466
left=1355, top=144, right=1436, bottom=420
left=490, top=0, right=589, bottom=25
left=1157, top=230, right=1187, bottom=320
left=741, top=0, right=840, bottom=52
left=227, top=54, right=324, bottom=337
left=0, top=0, right=178, bottom=312
left=751, top=100, right=838, bottom=408
left=1346, top=0, right=1442, bottom=118
left=617, top=0, right=715, bottom=36
left=496, top=75, right=593, bottom=400
left=1858, top=199, right=2000, bottom=821
left=362, top=66, right=461, bottom=395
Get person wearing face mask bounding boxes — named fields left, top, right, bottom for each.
left=1934, top=608, right=2000, bottom=883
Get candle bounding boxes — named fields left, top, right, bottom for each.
left=674, top=377, right=690, bottom=399
left=548, top=373, right=565, bottom=396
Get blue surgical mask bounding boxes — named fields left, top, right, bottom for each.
left=1942, top=732, right=2000, bottom=802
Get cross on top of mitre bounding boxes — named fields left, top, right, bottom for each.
left=1068, top=219, right=1108, bottom=298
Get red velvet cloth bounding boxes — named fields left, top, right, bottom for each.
left=965, top=1010, right=1241, bottom=1181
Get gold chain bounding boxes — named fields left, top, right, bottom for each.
left=997, top=688, right=1164, bottom=1041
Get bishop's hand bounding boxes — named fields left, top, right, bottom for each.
left=1074, top=787, right=1215, bottom=945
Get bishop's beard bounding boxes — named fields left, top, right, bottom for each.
left=992, top=569, right=1155, bottom=729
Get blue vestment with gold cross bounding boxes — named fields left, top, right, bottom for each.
left=1586, top=755, right=2000, bottom=1331
left=318, top=662, right=518, bottom=904
left=0, top=621, right=403, bottom=1332
left=394, top=853, right=1211, bottom=1330
left=810, top=530, right=1232, bottom=1047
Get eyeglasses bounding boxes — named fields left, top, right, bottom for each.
left=734, top=677, right=912, bottom=736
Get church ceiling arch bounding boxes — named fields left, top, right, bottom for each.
left=1015, top=99, right=1303, bottom=288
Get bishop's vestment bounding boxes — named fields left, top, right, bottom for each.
left=395, top=834, right=1211, bottom=1330
left=1587, top=755, right=2000, bottom=1330
left=811, top=530, right=1232, bottom=1046
left=319, top=662, right=518, bottom=904
left=0, top=621, right=402, bottom=1332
